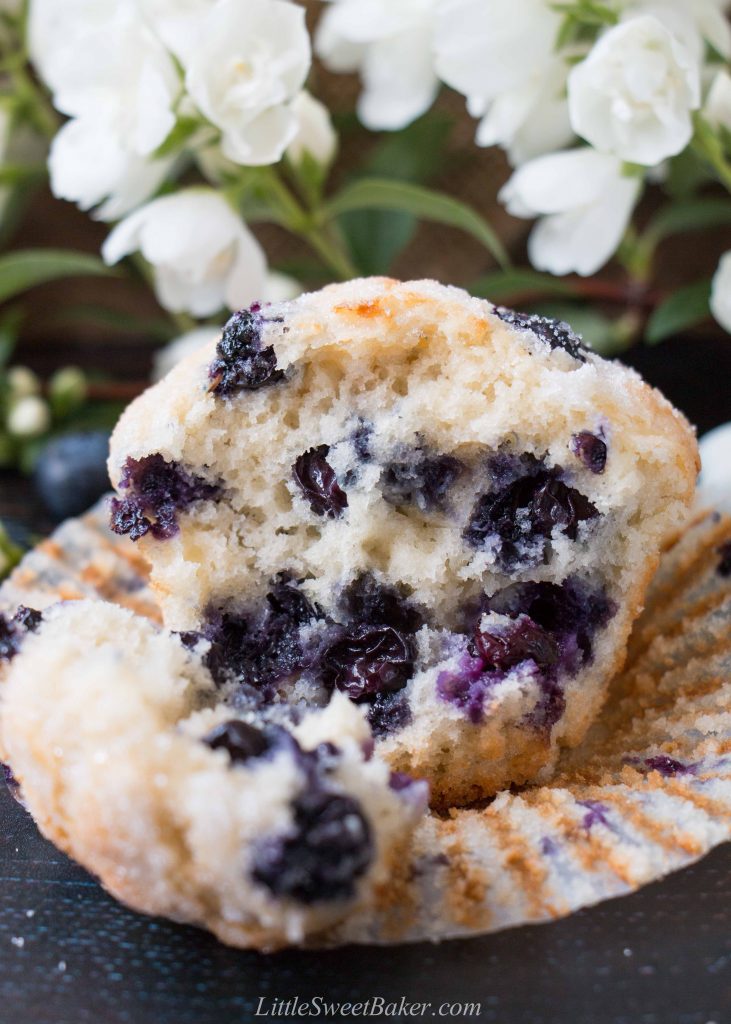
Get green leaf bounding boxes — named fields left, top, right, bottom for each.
left=326, top=178, right=509, bottom=268
left=54, top=304, right=176, bottom=342
left=364, top=115, right=453, bottom=184
left=644, top=198, right=731, bottom=246
left=0, top=250, right=117, bottom=306
left=470, top=269, right=577, bottom=303
left=338, top=115, right=454, bottom=275
left=646, top=280, right=712, bottom=344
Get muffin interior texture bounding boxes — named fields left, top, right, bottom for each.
left=108, top=278, right=698, bottom=803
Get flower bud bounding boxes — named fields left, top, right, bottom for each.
left=7, top=366, right=41, bottom=399
left=7, top=396, right=51, bottom=438
left=49, top=366, right=87, bottom=418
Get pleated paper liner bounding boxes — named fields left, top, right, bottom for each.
left=1, top=499, right=730, bottom=946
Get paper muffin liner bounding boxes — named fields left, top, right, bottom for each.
left=1, top=499, right=730, bottom=946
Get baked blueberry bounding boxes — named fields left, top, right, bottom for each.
left=209, top=307, right=284, bottom=396
left=251, top=789, right=373, bottom=904
left=110, top=454, right=219, bottom=541
left=293, top=446, right=348, bottom=519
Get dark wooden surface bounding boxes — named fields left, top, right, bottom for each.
left=0, top=333, right=730, bottom=1024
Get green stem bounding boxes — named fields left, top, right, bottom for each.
left=303, top=224, right=358, bottom=281
left=692, top=114, right=731, bottom=193
left=11, top=64, right=59, bottom=140
left=258, top=168, right=358, bottom=281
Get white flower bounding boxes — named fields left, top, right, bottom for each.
left=698, top=421, right=731, bottom=514
left=37, top=0, right=179, bottom=220
left=500, top=149, right=642, bottom=277
left=435, top=0, right=569, bottom=161
left=286, top=92, right=337, bottom=167
left=142, top=0, right=215, bottom=64
left=102, top=190, right=268, bottom=318
left=621, top=0, right=731, bottom=62
left=568, top=15, right=701, bottom=166
left=29, top=0, right=119, bottom=95
left=316, top=0, right=439, bottom=131
left=49, top=118, right=172, bottom=222
left=705, top=68, right=731, bottom=129
left=185, top=0, right=310, bottom=166
left=471, top=58, right=574, bottom=167
left=711, top=250, right=731, bottom=334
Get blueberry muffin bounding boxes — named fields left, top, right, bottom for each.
left=108, top=278, right=698, bottom=805
left=0, top=600, right=426, bottom=950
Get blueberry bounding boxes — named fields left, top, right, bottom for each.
left=251, top=789, right=373, bottom=904
left=33, top=431, right=111, bottom=521
left=496, top=308, right=588, bottom=362
left=209, top=307, right=284, bottom=397
left=436, top=654, right=493, bottom=725
left=484, top=578, right=614, bottom=666
left=293, top=446, right=348, bottom=518
left=717, top=541, right=731, bottom=578
left=571, top=432, right=607, bottom=474
left=0, top=606, right=42, bottom=662
left=203, top=720, right=273, bottom=764
left=341, top=573, right=423, bottom=633
left=464, top=469, right=598, bottom=569
left=322, top=625, right=415, bottom=701
left=381, top=452, right=464, bottom=512
left=474, top=614, right=558, bottom=672
left=110, top=454, right=219, bottom=541
left=367, top=690, right=412, bottom=737
left=641, top=755, right=695, bottom=777
left=202, top=575, right=320, bottom=690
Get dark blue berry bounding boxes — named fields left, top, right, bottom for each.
left=642, top=756, right=695, bottom=777
left=496, top=307, right=588, bottom=363
left=382, top=452, right=464, bottom=512
left=293, top=446, right=348, bottom=518
left=464, top=469, right=598, bottom=569
left=33, top=431, right=111, bottom=521
left=484, top=578, right=615, bottom=666
left=717, top=541, right=731, bottom=578
left=0, top=606, right=41, bottom=663
left=322, top=625, right=415, bottom=702
left=202, top=575, right=320, bottom=690
left=110, top=454, right=219, bottom=541
left=251, top=790, right=372, bottom=904
left=571, top=432, right=607, bottom=474
left=203, top=720, right=273, bottom=764
left=436, top=655, right=493, bottom=725
left=209, top=307, right=284, bottom=397
left=367, top=690, right=412, bottom=737
left=342, top=573, right=423, bottom=633
left=474, top=614, right=558, bottom=672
